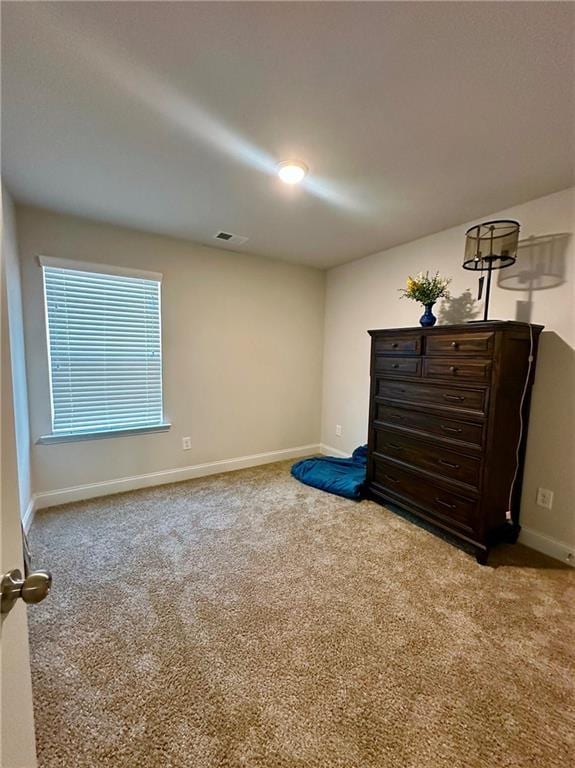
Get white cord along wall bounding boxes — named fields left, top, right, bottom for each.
left=506, top=323, right=535, bottom=522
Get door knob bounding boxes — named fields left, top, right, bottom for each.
left=1, top=568, right=52, bottom=616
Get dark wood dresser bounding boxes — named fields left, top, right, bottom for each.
left=366, top=321, right=543, bottom=563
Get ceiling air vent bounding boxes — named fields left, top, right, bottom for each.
left=214, top=231, right=249, bottom=247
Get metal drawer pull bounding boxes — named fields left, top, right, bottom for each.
left=392, top=363, right=400, bottom=369
left=450, top=366, right=458, bottom=373
left=435, top=497, right=457, bottom=510
left=451, top=341, right=459, bottom=349
left=443, top=393, right=464, bottom=402
left=392, top=342, right=399, bottom=348
left=387, top=443, right=402, bottom=450
left=440, top=424, right=462, bottom=433
left=390, top=414, right=404, bottom=421
left=384, top=474, right=400, bottom=484
left=438, top=458, right=460, bottom=469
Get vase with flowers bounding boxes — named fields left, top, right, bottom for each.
left=399, top=271, right=451, bottom=327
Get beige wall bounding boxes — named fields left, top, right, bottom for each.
left=16, top=205, right=325, bottom=495
left=322, top=187, right=575, bottom=550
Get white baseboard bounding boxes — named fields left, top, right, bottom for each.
left=27, top=446, right=574, bottom=568
left=32, top=443, right=320, bottom=514
left=22, top=496, right=36, bottom=534
left=519, top=527, right=574, bottom=567
left=319, top=443, right=350, bottom=458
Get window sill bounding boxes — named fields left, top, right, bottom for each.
left=37, top=423, right=171, bottom=445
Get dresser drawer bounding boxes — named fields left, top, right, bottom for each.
left=376, top=379, right=488, bottom=416
left=374, top=356, right=421, bottom=377
left=426, top=331, right=494, bottom=356
left=374, top=335, right=421, bottom=355
left=373, top=428, right=481, bottom=490
left=374, top=404, right=484, bottom=449
left=423, top=357, right=491, bottom=383
left=371, top=458, right=478, bottom=533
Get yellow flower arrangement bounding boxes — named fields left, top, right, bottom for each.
left=399, top=271, right=451, bottom=305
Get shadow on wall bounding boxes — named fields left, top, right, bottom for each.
left=438, top=289, right=480, bottom=325
left=497, top=232, right=571, bottom=322
left=520, top=330, right=575, bottom=548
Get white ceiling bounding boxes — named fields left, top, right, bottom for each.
left=2, top=2, right=574, bottom=269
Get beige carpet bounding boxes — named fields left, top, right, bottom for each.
left=29, top=461, right=574, bottom=767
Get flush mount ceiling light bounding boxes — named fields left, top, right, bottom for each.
left=277, top=160, right=308, bottom=185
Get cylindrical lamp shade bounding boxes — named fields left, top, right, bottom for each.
left=463, top=220, right=520, bottom=271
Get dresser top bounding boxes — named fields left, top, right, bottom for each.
left=368, top=320, right=544, bottom=336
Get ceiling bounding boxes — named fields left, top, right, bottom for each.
left=2, top=2, right=574, bottom=269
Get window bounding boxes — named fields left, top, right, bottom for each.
left=40, top=257, right=167, bottom=441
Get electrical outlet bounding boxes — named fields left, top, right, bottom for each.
left=335, top=424, right=342, bottom=437
left=536, top=487, right=553, bottom=510
left=182, top=436, right=192, bottom=450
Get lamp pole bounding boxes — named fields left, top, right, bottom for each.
left=483, top=258, right=494, bottom=321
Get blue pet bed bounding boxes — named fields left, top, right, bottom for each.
left=291, top=445, right=368, bottom=500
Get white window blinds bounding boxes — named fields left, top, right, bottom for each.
left=41, top=258, right=164, bottom=437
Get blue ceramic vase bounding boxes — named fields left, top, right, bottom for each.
left=419, top=303, right=437, bottom=327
